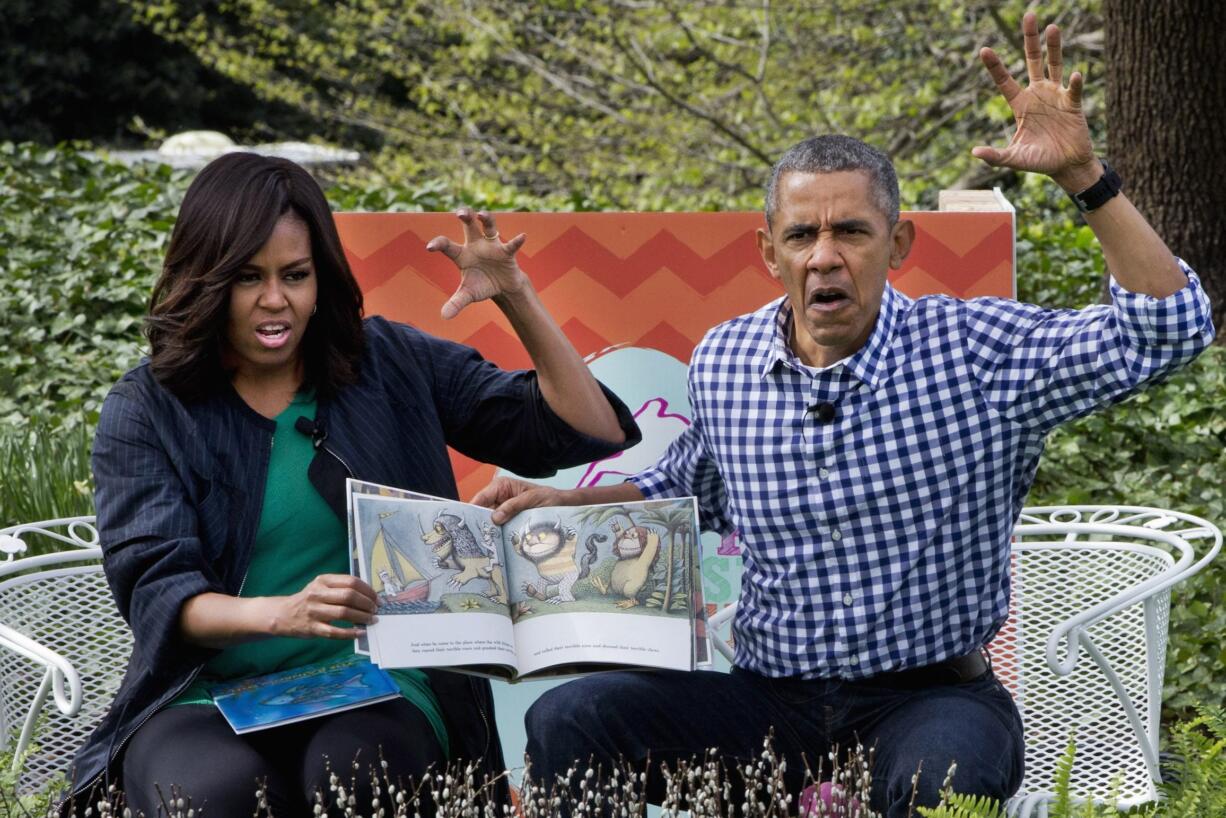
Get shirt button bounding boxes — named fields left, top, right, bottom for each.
left=819, top=467, right=830, bottom=479
left=849, top=655, right=859, bottom=665
left=831, top=529, right=843, bottom=541
left=843, top=593, right=854, bottom=606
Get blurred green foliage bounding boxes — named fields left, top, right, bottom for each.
left=120, top=0, right=1103, bottom=210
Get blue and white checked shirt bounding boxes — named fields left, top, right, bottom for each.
left=631, top=264, right=1214, bottom=679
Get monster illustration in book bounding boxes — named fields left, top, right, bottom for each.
left=510, top=517, right=601, bottom=604
left=422, top=511, right=507, bottom=602
left=592, top=520, right=662, bottom=608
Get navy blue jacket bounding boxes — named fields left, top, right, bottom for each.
left=65, top=316, right=640, bottom=809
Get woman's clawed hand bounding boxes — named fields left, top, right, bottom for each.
left=273, top=574, right=380, bottom=640
left=427, top=208, right=531, bottom=319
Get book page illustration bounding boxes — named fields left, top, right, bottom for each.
left=505, top=498, right=696, bottom=622
left=352, top=493, right=517, bottom=671
left=505, top=497, right=699, bottom=677
left=353, top=495, right=508, bottom=617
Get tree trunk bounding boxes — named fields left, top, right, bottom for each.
left=1104, top=0, right=1226, bottom=338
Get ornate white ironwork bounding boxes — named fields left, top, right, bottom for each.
left=0, top=516, right=131, bottom=795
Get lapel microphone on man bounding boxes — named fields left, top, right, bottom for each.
left=808, top=401, right=837, bottom=424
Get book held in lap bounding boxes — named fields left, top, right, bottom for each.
left=211, top=655, right=399, bottom=734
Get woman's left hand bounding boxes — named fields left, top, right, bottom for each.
left=427, top=208, right=530, bottom=319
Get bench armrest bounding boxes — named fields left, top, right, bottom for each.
left=0, top=621, right=83, bottom=717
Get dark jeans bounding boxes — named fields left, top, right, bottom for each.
left=525, top=665, right=1024, bottom=818
left=122, top=699, right=445, bottom=817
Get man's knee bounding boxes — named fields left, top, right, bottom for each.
left=527, top=674, right=657, bottom=741
left=876, top=716, right=1023, bottom=816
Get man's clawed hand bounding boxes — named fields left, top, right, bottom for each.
left=427, top=207, right=530, bottom=319
left=973, top=12, right=1100, bottom=192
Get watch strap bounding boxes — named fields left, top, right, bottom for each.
left=1069, top=161, right=1123, bottom=213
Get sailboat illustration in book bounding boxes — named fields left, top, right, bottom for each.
left=369, top=511, right=434, bottom=611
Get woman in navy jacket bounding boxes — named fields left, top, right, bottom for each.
left=63, top=153, right=638, bottom=815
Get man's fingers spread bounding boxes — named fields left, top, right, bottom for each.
left=1068, top=72, right=1084, bottom=108
left=443, top=284, right=480, bottom=318
left=980, top=48, right=1021, bottom=102
left=1022, top=11, right=1043, bottom=84
left=477, top=210, right=499, bottom=237
left=457, top=208, right=484, bottom=243
left=971, top=146, right=1003, bottom=166
left=1045, top=24, right=1063, bottom=84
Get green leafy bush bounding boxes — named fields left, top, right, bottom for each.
left=0, top=143, right=188, bottom=425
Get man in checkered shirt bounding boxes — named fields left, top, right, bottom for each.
left=476, top=13, right=1214, bottom=816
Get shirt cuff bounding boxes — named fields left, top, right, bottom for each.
left=628, top=466, right=676, bottom=500
left=1109, top=260, right=1215, bottom=345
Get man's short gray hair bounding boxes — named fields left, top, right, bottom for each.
left=764, top=135, right=900, bottom=228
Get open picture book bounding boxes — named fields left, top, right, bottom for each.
left=346, top=478, right=711, bottom=681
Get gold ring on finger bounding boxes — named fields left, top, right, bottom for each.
left=483, top=231, right=500, bottom=241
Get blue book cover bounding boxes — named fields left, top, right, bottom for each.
left=211, top=655, right=399, bottom=734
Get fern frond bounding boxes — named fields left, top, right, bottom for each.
left=916, top=790, right=1005, bottom=818
left=1052, top=736, right=1077, bottom=816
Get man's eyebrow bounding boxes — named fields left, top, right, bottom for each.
left=831, top=218, right=875, bottom=232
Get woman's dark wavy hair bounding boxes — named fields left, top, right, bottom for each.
left=146, top=153, right=365, bottom=401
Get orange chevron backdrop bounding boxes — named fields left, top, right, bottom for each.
left=335, top=211, right=1014, bottom=500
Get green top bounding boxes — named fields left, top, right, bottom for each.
left=172, top=392, right=447, bottom=753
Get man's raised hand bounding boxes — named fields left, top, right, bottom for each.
left=972, top=12, right=1100, bottom=192
left=427, top=208, right=530, bottom=319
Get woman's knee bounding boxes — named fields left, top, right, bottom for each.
left=300, top=699, right=446, bottom=800
left=122, top=706, right=295, bottom=815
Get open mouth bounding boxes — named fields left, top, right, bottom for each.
left=255, top=322, right=292, bottom=348
left=808, top=289, right=850, bottom=311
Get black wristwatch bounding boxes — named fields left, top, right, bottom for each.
left=1068, top=161, right=1123, bottom=213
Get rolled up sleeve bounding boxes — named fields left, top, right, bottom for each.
left=1109, top=261, right=1215, bottom=346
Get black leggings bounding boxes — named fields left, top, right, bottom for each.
left=121, top=698, right=446, bottom=817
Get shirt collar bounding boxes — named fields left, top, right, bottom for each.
left=759, top=284, right=904, bottom=390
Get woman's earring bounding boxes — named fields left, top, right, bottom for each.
left=311, top=304, right=318, bottom=316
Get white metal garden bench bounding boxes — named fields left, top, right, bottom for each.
left=708, top=505, right=1222, bottom=818
left=0, top=516, right=131, bottom=797
left=1, top=506, right=1221, bottom=816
